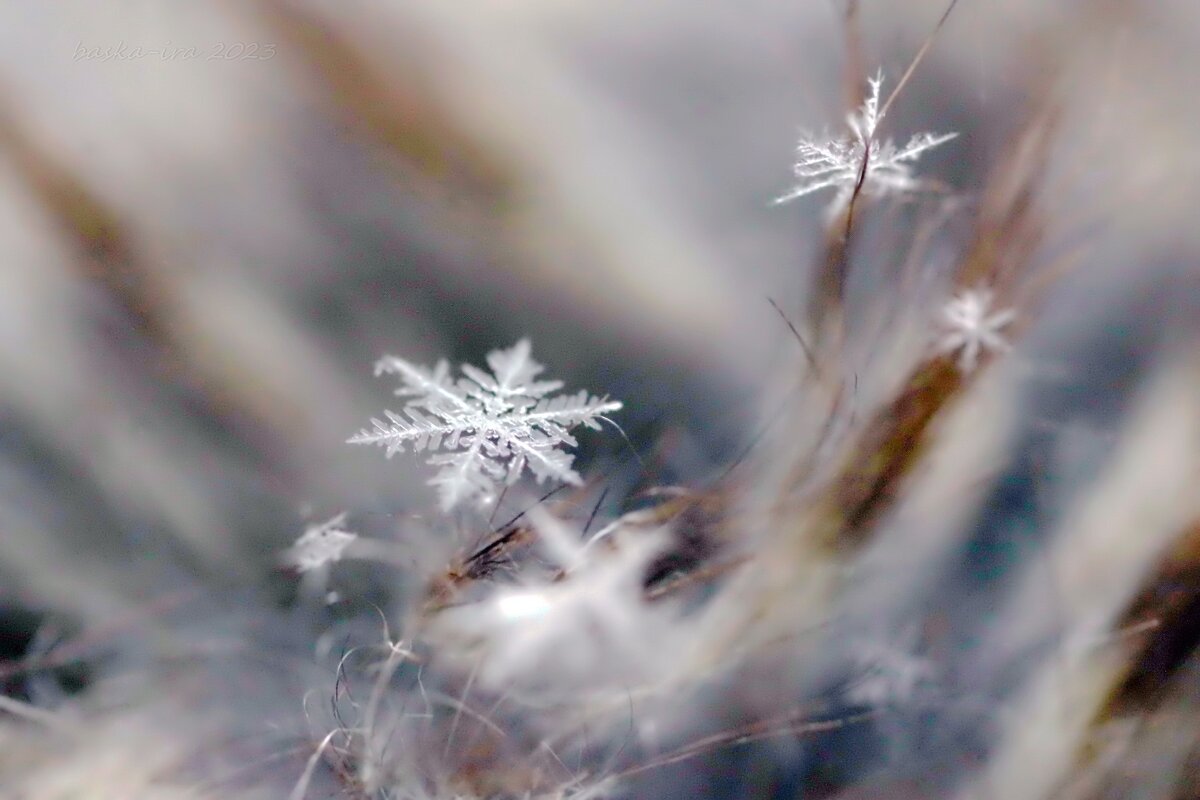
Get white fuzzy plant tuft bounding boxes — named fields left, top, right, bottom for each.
left=349, top=338, right=622, bottom=511
left=774, top=70, right=957, bottom=218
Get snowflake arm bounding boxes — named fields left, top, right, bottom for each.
left=848, top=69, right=884, bottom=142
left=774, top=70, right=956, bottom=218
left=465, top=337, right=564, bottom=400
left=772, top=139, right=861, bottom=205
left=349, top=339, right=622, bottom=511
left=427, top=441, right=498, bottom=512
left=892, top=131, right=960, bottom=164
left=934, top=288, right=1017, bottom=372
left=376, top=356, right=479, bottom=422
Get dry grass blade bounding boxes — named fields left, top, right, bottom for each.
left=247, top=0, right=514, bottom=209
left=0, top=100, right=173, bottom=347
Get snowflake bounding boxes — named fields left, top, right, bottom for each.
left=773, top=70, right=957, bottom=218
left=287, top=512, right=357, bottom=572
left=935, top=287, right=1016, bottom=373
left=845, top=628, right=937, bottom=709
left=349, top=339, right=622, bottom=511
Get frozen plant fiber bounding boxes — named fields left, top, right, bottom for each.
left=349, top=339, right=622, bottom=511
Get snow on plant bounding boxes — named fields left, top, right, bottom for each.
left=349, top=338, right=622, bottom=511
left=429, top=508, right=674, bottom=696
left=774, top=70, right=957, bottom=217
left=935, top=287, right=1016, bottom=373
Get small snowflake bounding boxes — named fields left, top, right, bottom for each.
left=287, top=512, right=357, bottom=572
left=349, top=339, right=622, bottom=511
left=935, top=287, right=1016, bottom=372
left=774, top=70, right=957, bottom=218
left=846, top=628, right=937, bottom=709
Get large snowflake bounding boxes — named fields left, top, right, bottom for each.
left=774, top=71, right=957, bottom=218
left=349, top=339, right=622, bottom=511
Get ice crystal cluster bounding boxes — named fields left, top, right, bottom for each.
left=774, top=70, right=957, bottom=217
left=286, top=512, right=357, bottom=572
left=349, top=339, right=622, bottom=511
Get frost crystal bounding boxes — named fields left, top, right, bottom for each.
left=287, top=513, right=357, bottom=572
left=774, top=70, right=957, bottom=218
left=935, top=287, right=1016, bottom=373
left=349, top=339, right=622, bottom=511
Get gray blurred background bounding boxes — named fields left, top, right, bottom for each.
left=0, top=0, right=1199, bottom=795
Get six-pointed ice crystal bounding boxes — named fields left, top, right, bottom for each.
left=936, top=288, right=1016, bottom=373
left=349, top=339, right=622, bottom=511
left=775, top=70, right=957, bottom=218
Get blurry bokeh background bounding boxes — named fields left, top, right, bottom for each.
left=1, top=1, right=1199, bottom=796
